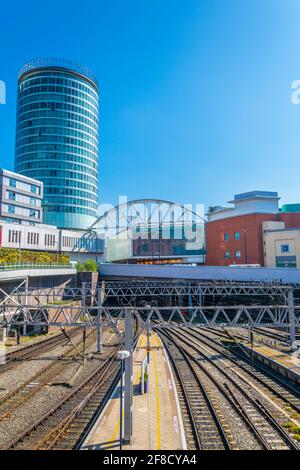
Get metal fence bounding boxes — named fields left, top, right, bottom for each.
left=0, top=264, right=75, bottom=271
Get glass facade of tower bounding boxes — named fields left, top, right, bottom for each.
left=15, top=59, right=99, bottom=230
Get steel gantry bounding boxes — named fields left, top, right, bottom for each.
left=97, top=280, right=294, bottom=303
left=0, top=278, right=299, bottom=446
left=0, top=279, right=299, bottom=330
left=1, top=304, right=299, bottom=329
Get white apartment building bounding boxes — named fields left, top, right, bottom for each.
left=0, top=169, right=43, bottom=224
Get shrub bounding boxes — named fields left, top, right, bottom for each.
left=77, top=259, right=98, bottom=272
left=0, top=248, right=70, bottom=265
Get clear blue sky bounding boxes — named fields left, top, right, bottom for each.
left=1, top=0, right=300, bottom=209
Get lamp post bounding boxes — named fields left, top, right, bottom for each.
left=117, top=350, right=130, bottom=450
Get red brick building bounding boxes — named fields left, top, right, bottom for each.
left=206, top=213, right=278, bottom=266
left=205, top=191, right=300, bottom=266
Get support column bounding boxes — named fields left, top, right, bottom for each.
left=81, top=282, right=86, bottom=309
left=124, top=309, right=133, bottom=443
left=288, top=290, right=297, bottom=352
left=83, top=327, right=86, bottom=365
left=23, top=277, right=28, bottom=336
left=198, top=286, right=203, bottom=308
left=146, top=317, right=151, bottom=364
left=97, top=288, right=102, bottom=353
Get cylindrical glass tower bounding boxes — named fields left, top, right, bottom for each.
left=15, top=58, right=99, bottom=230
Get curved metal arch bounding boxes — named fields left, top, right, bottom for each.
left=90, top=198, right=205, bottom=234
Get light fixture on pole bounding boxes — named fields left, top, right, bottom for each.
left=117, top=350, right=130, bottom=450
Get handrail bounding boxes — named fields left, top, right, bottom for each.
left=0, top=264, right=75, bottom=271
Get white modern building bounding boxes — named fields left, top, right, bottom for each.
left=0, top=221, right=104, bottom=263
left=0, top=169, right=43, bottom=224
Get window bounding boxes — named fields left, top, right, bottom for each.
left=235, top=250, right=241, bottom=258
left=280, top=243, right=290, bottom=253
left=29, top=209, right=37, bottom=218
left=224, top=233, right=229, bottom=241
left=8, top=191, right=16, bottom=201
left=9, top=178, right=17, bottom=188
left=225, top=250, right=230, bottom=259
left=30, top=185, right=37, bottom=194
left=9, top=230, right=21, bottom=243
left=234, top=232, right=240, bottom=240
left=8, top=205, right=15, bottom=214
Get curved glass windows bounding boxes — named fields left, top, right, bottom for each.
left=15, top=61, right=99, bottom=230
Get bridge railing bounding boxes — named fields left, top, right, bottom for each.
left=0, top=264, right=75, bottom=271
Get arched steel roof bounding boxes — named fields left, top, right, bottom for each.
left=90, top=198, right=205, bottom=236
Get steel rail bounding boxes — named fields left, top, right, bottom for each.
left=0, top=329, right=97, bottom=420
left=162, top=328, right=299, bottom=450
left=159, top=335, right=202, bottom=450
left=0, top=327, right=80, bottom=372
left=160, top=330, right=232, bottom=450
left=1, top=345, right=120, bottom=450
left=188, top=327, right=300, bottom=412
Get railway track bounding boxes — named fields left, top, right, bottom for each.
left=1, top=345, right=121, bottom=450
left=159, top=328, right=299, bottom=450
left=0, top=329, right=96, bottom=421
left=188, top=327, right=300, bottom=414
left=1, top=319, right=140, bottom=450
left=0, top=327, right=80, bottom=372
left=226, top=327, right=290, bottom=350
left=160, top=331, right=233, bottom=450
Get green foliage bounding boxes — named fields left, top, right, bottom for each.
left=0, top=248, right=70, bottom=265
left=144, top=371, right=149, bottom=382
left=283, top=422, right=300, bottom=439
left=77, top=259, right=98, bottom=272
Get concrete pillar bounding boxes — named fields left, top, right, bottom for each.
left=124, top=309, right=133, bottom=443
left=288, top=290, right=297, bottom=352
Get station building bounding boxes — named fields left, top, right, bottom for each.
left=106, top=223, right=205, bottom=265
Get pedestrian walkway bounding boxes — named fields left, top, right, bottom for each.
left=82, top=332, right=185, bottom=450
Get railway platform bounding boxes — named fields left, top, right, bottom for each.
left=243, top=341, right=300, bottom=384
left=82, top=332, right=185, bottom=450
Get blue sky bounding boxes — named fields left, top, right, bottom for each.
left=1, top=0, right=300, bottom=209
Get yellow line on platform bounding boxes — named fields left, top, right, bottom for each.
left=152, top=335, right=161, bottom=450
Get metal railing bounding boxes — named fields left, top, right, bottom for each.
left=18, top=58, right=98, bottom=87
left=0, top=264, right=75, bottom=271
